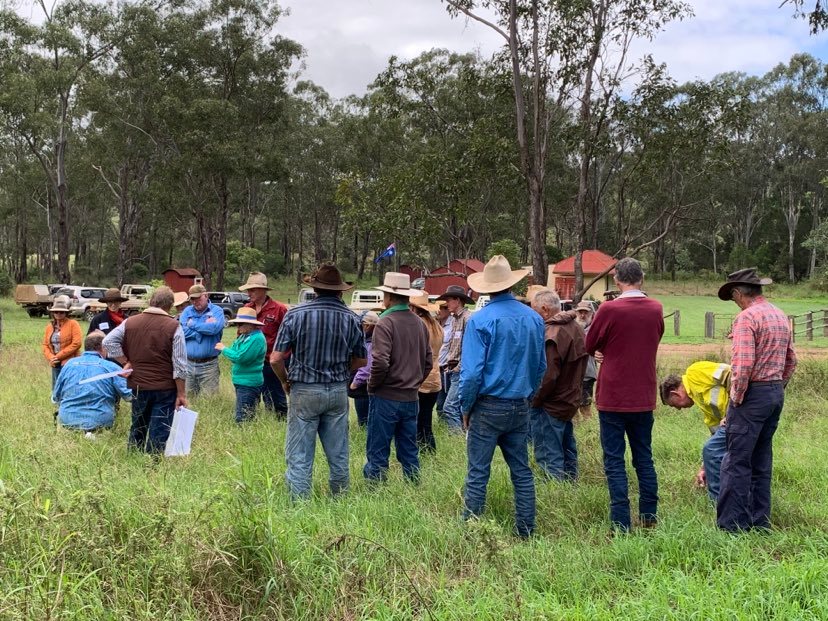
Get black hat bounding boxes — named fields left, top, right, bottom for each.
left=717, top=268, right=773, bottom=301
left=436, top=285, right=474, bottom=306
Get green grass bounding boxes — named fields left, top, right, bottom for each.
left=1, top=297, right=828, bottom=619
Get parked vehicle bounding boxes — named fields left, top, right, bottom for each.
left=349, top=290, right=384, bottom=311
left=298, top=288, right=317, bottom=304
left=412, top=277, right=425, bottom=290
left=84, top=284, right=155, bottom=320
left=207, top=291, right=250, bottom=318
left=53, top=286, right=109, bottom=320
left=474, top=295, right=490, bottom=312
left=14, top=284, right=55, bottom=318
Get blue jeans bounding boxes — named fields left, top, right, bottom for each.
left=703, top=425, right=727, bottom=502
left=464, top=396, right=535, bottom=537
left=129, top=388, right=177, bottom=454
left=235, top=384, right=262, bottom=423
left=186, top=358, right=220, bottom=396
left=598, top=411, right=658, bottom=531
left=285, top=382, right=350, bottom=498
left=440, top=370, right=463, bottom=430
left=364, top=396, right=420, bottom=481
left=530, top=408, right=578, bottom=481
left=353, top=396, right=370, bottom=427
left=51, top=363, right=63, bottom=388
left=262, top=362, right=288, bottom=416
left=717, top=383, right=784, bottom=532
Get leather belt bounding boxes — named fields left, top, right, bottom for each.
left=188, top=356, right=218, bottom=363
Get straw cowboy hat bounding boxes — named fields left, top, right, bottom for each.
left=436, top=284, right=474, bottom=306
left=525, top=285, right=549, bottom=303
left=717, top=268, right=773, bottom=301
left=239, top=272, right=273, bottom=291
left=173, top=291, right=189, bottom=307
left=374, top=272, right=421, bottom=297
left=409, top=291, right=439, bottom=313
left=467, top=255, right=529, bottom=294
left=99, top=288, right=128, bottom=303
left=228, top=307, right=264, bottom=325
left=303, top=263, right=353, bottom=291
left=48, top=295, right=72, bottom=313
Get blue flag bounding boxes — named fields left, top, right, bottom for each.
left=374, top=243, right=396, bottom=264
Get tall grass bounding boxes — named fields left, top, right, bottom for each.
left=1, top=298, right=827, bottom=619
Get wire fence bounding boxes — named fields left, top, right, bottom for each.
left=702, top=309, right=828, bottom=343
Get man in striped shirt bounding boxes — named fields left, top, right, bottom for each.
left=715, top=268, right=796, bottom=532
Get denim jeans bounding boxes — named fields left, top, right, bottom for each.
left=129, top=388, right=177, bottom=454
left=435, top=368, right=448, bottom=413
left=703, top=425, right=727, bottom=502
left=186, top=358, right=220, bottom=396
left=364, top=396, right=420, bottom=481
left=417, top=391, right=438, bottom=453
left=234, top=384, right=262, bottom=423
left=530, top=408, right=578, bottom=481
left=440, top=370, right=463, bottom=430
left=285, top=381, right=350, bottom=498
left=598, top=411, right=658, bottom=531
left=262, top=362, right=288, bottom=416
left=353, top=396, right=370, bottom=427
left=464, top=396, right=535, bottom=537
left=717, top=383, right=784, bottom=532
left=51, top=363, right=63, bottom=388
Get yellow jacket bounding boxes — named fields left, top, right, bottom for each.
left=682, top=361, right=731, bottom=429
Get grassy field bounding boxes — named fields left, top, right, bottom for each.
left=1, top=296, right=828, bottom=619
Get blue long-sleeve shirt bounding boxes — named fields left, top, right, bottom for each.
left=179, top=303, right=225, bottom=359
left=458, top=293, right=546, bottom=413
left=52, top=351, right=133, bottom=430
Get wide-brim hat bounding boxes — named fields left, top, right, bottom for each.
left=435, top=285, right=474, bottom=306
left=99, top=288, right=128, bottom=303
left=467, top=255, right=529, bottom=294
left=717, top=268, right=773, bottom=301
left=239, top=272, right=273, bottom=291
left=525, top=285, right=549, bottom=303
left=303, top=263, right=353, bottom=291
left=374, top=272, right=420, bottom=297
left=48, top=295, right=72, bottom=313
left=173, top=291, right=189, bottom=307
left=228, top=307, right=264, bottom=325
left=409, top=291, right=439, bottom=313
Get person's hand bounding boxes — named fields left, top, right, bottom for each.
left=214, top=342, right=225, bottom=351
left=281, top=380, right=291, bottom=395
left=720, top=417, right=727, bottom=428
left=51, top=357, right=60, bottom=367
left=694, top=468, right=707, bottom=488
left=594, top=351, right=604, bottom=364
left=462, top=413, right=470, bottom=431
left=117, top=368, right=133, bottom=378
left=175, top=394, right=188, bottom=409
left=349, top=382, right=358, bottom=391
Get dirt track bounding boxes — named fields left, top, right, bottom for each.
left=659, top=343, right=828, bottom=357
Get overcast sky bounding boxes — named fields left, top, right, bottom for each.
left=276, top=0, right=828, bottom=99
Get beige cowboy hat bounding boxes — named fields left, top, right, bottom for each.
left=99, top=288, right=128, bottom=303
left=239, top=272, right=273, bottom=291
left=173, top=291, right=189, bottom=307
left=409, top=291, right=439, bottom=313
left=228, top=307, right=264, bottom=325
left=303, top=263, right=353, bottom=291
left=374, top=272, right=421, bottom=297
left=467, top=255, right=529, bottom=294
left=48, top=295, right=72, bottom=313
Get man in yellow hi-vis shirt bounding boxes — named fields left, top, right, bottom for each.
left=660, top=361, right=731, bottom=501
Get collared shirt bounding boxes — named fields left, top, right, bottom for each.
left=380, top=304, right=409, bottom=317
left=682, top=361, right=731, bottom=429
left=104, top=307, right=188, bottom=380
left=458, top=293, right=546, bottom=413
left=617, top=289, right=647, bottom=299
left=274, top=296, right=366, bottom=384
left=439, top=318, right=452, bottom=367
left=52, top=352, right=133, bottom=430
left=730, top=296, right=796, bottom=405
left=179, top=302, right=225, bottom=359
left=446, top=307, right=472, bottom=366
left=245, top=296, right=287, bottom=359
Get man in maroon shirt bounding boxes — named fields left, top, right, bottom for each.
left=241, top=272, right=288, bottom=417
left=585, top=257, right=664, bottom=532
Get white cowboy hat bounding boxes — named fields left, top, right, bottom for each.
left=374, top=272, right=421, bottom=297
left=239, top=272, right=272, bottom=291
left=48, top=295, right=72, bottom=313
left=467, top=255, right=529, bottom=294
left=228, top=307, right=264, bottom=325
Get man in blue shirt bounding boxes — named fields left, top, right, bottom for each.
left=179, top=284, right=226, bottom=396
left=459, top=256, right=546, bottom=538
left=53, top=331, right=133, bottom=432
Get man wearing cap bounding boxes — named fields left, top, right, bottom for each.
left=271, top=263, right=366, bottom=498
left=179, top=284, right=225, bottom=396
left=436, top=284, right=475, bottom=432
left=458, top=256, right=546, bottom=538
left=716, top=268, right=796, bottom=532
left=242, top=272, right=289, bottom=416
left=89, top=288, right=128, bottom=335
left=574, top=301, right=597, bottom=419
left=364, top=273, right=432, bottom=483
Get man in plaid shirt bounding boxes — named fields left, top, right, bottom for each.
left=716, top=268, right=796, bottom=532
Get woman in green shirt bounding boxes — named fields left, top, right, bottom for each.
left=215, top=307, right=267, bottom=423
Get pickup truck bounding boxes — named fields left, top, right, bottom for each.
left=84, top=284, right=154, bottom=320
left=14, top=284, right=55, bottom=317
left=207, top=291, right=250, bottom=319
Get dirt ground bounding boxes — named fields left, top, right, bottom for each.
left=659, top=343, right=828, bottom=358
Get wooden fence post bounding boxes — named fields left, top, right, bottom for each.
left=789, top=315, right=796, bottom=343
left=673, top=309, right=680, bottom=336
left=704, top=312, right=714, bottom=339
left=806, top=311, right=814, bottom=341
left=823, top=309, right=828, bottom=337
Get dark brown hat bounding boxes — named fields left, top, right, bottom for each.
left=435, top=285, right=474, bottom=306
left=717, top=268, right=773, bottom=301
left=303, top=263, right=353, bottom=291
left=99, top=288, right=128, bottom=303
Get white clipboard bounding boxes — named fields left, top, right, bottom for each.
left=165, top=407, right=198, bottom=457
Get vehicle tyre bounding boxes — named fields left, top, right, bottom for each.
left=83, top=308, right=96, bottom=322
left=26, top=308, right=40, bottom=318
left=224, top=310, right=232, bottom=319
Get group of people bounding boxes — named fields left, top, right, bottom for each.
left=44, top=255, right=796, bottom=535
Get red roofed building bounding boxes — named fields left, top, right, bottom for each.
left=163, top=267, right=206, bottom=293
left=548, top=250, right=616, bottom=300
left=423, top=258, right=485, bottom=297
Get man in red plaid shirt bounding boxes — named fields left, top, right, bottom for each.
left=716, top=268, right=796, bottom=532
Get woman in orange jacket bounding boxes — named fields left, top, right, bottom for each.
left=42, top=295, right=82, bottom=386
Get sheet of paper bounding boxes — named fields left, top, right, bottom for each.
left=165, top=407, right=198, bottom=457
left=78, top=368, right=133, bottom=385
